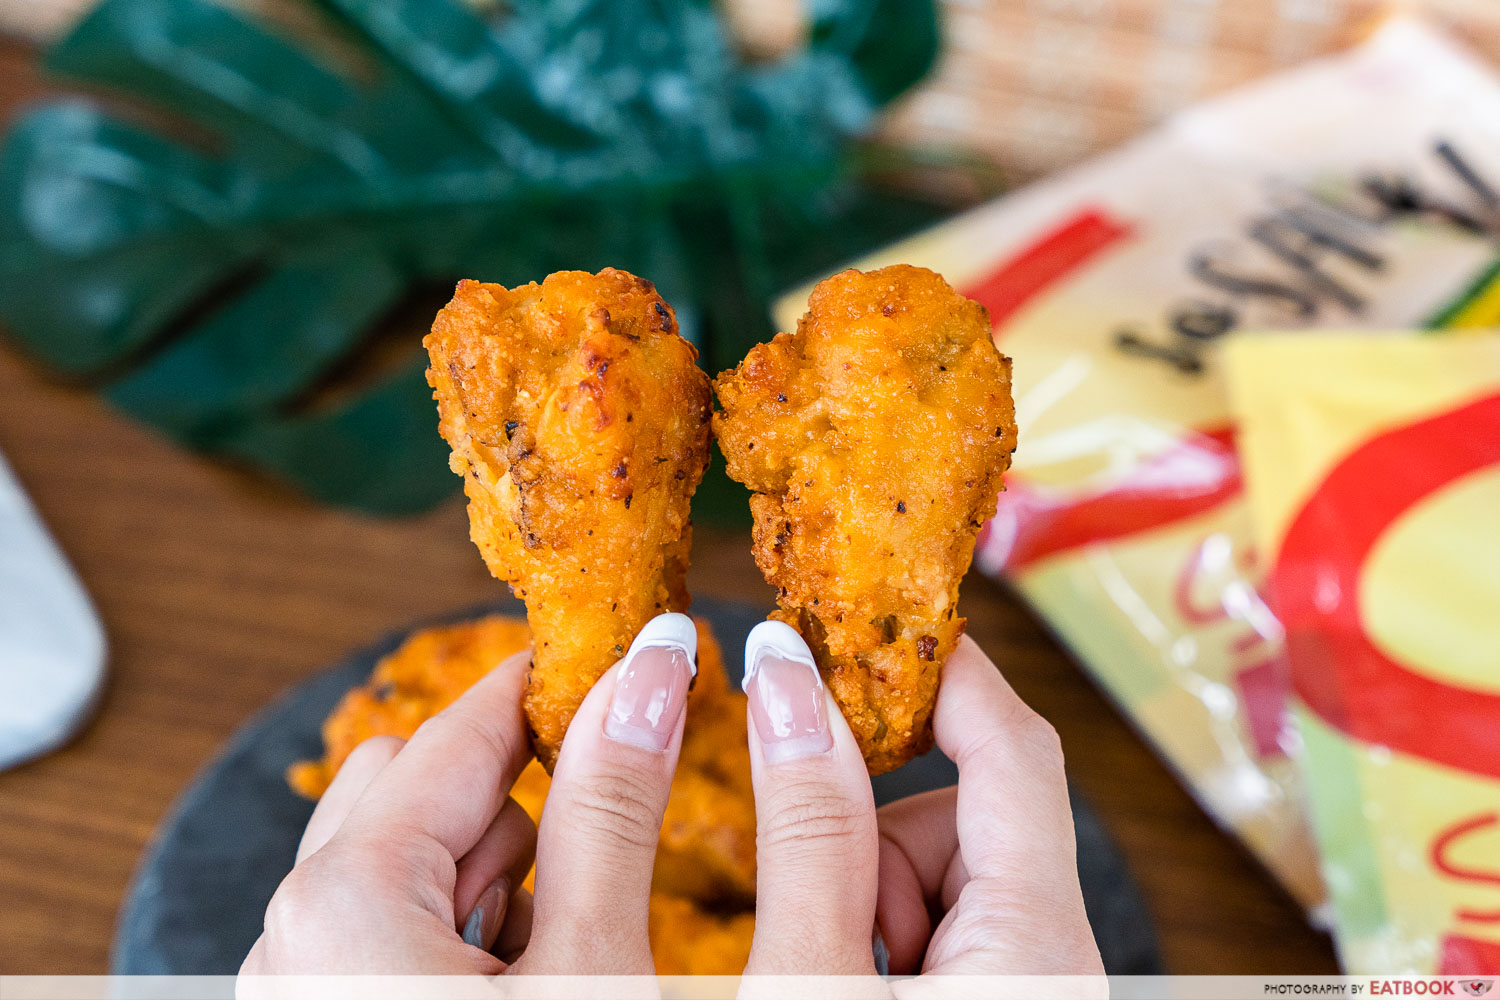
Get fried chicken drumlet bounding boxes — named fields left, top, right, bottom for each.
left=713, top=265, right=1017, bottom=774
left=425, top=269, right=713, bottom=771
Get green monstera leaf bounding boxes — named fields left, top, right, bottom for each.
left=0, top=0, right=947, bottom=517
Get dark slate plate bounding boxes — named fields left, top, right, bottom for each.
left=113, top=597, right=1162, bottom=975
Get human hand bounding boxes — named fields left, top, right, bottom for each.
left=238, top=612, right=700, bottom=979
left=738, top=623, right=1104, bottom=981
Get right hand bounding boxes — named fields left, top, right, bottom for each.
left=739, top=625, right=1105, bottom=982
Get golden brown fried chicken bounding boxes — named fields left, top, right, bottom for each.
left=647, top=895, right=755, bottom=976
left=425, top=269, right=713, bottom=771
left=286, top=615, right=533, bottom=799
left=713, top=265, right=1017, bottom=774
left=507, top=623, right=757, bottom=905
left=672, top=633, right=753, bottom=802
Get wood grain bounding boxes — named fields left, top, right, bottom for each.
left=0, top=36, right=1336, bottom=975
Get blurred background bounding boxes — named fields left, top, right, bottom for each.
left=2, top=0, right=1498, bottom=980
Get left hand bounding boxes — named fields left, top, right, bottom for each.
left=238, top=612, right=699, bottom=978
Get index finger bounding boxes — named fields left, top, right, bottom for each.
left=932, top=636, right=1077, bottom=884
left=340, top=647, right=533, bottom=862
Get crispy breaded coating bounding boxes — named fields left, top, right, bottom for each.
left=647, top=895, right=755, bottom=976
left=713, top=265, right=1017, bottom=774
left=654, top=767, right=757, bottom=903
left=673, top=637, right=753, bottom=802
left=508, top=757, right=756, bottom=907
left=507, top=623, right=757, bottom=906
left=286, top=616, right=532, bottom=799
left=425, top=269, right=713, bottom=771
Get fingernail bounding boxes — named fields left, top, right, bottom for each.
left=462, top=877, right=507, bottom=950
left=744, top=620, right=833, bottom=764
left=872, top=924, right=890, bottom=976
left=603, top=612, right=696, bottom=752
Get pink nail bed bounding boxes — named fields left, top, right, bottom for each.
left=744, top=620, right=833, bottom=764
left=603, top=613, right=696, bottom=751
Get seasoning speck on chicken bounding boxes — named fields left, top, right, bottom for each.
left=425, top=269, right=712, bottom=771
left=713, top=265, right=1017, bottom=774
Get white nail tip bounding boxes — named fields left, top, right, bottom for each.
left=624, top=612, right=697, bottom=677
left=742, top=619, right=815, bottom=692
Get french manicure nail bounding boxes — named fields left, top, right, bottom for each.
left=603, top=612, right=696, bottom=751
left=462, top=877, right=507, bottom=950
left=744, top=620, right=833, bottom=764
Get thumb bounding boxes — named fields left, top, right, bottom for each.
left=519, top=612, right=693, bottom=975
left=742, top=620, right=880, bottom=975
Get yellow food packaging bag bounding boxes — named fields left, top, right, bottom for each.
left=777, top=17, right=1500, bottom=911
left=1228, top=331, right=1500, bottom=974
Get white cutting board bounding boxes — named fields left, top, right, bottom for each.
left=0, top=450, right=107, bottom=770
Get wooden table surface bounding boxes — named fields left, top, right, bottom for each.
left=0, top=35, right=1339, bottom=976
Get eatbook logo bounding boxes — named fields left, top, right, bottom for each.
left=1463, top=982, right=1494, bottom=997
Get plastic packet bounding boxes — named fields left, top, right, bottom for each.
left=776, top=16, right=1500, bottom=910
left=1227, top=331, right=1500, bottom=975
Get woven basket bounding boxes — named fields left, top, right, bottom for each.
left=6, top=0, right=1500, bottom=179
